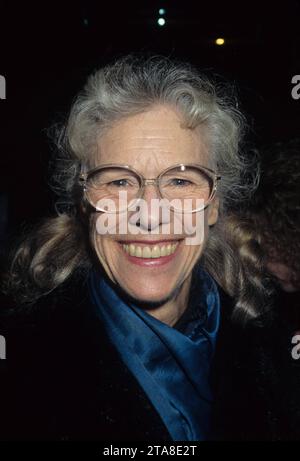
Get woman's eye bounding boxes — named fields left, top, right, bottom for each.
left=170, top=178, right=193, bottom=186
left=109, top=179, right=130, bottom=187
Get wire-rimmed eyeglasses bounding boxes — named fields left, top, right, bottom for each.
left=79, top=163, right=221, bottom=213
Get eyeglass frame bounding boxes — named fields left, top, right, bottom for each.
left=79, top=163, right=221, bottom=213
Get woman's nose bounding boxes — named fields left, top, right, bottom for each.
left=129, top=183, right=170, bottom=232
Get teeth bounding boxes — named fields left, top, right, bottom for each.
left=160, top=245, right=167, bottom=257
left=129, top=244, right=136, bottom=256
left=135, top=246, right=142, bottom=257
left=151, top=246, right=160, bottom=258
left=142, top=247, right=152, bottom=258
left=122, top=242, right=179, bottom=258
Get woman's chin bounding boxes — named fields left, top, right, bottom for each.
left=118, top=280, right=176, bottom=306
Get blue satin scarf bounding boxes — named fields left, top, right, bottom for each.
left=88, top=265, right=220, bottom=441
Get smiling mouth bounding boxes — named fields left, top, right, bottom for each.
left=121, top=241, right=180, bottom=259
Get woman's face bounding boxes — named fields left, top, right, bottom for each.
left=90, top=105, right=219, bottom=304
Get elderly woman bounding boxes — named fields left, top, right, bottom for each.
left=0, top=56, right=271, bottom=441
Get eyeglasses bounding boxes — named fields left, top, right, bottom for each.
left=79, top=163, right=221, bottom=213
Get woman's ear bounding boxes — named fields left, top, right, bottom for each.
left=208, top=197, right=219, bottom=226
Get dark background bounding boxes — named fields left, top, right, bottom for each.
left=0, top=0, right=300, bottom=246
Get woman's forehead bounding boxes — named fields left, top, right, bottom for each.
left=94, top=106, right=209, bottom=168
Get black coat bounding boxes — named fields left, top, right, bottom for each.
left=0, top=274, right=299, bottom=441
